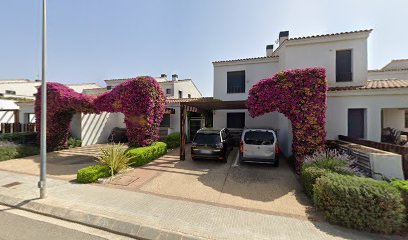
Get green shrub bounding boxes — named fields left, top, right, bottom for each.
left=391, top=179, right=408, bottom=217
left=0, top=142, right=39, bottom=161
left=127, top=142, right=167, bottom=167
left=314, top=173, right=406, bottom=233
left=0, top=132, right=37, bottom=144
left=300, top=167, right=331, bottom=198
left=163, top=132, right=180, bottom=149
left=68, top=137, right=82, bottom=148
left=77, top=165, right=111, bottom=183
left=96, top=143, right=131, bottom=177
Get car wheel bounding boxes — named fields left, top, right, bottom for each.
left=274, top=157, right=280, bottom=167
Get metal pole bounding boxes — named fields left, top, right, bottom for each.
left=39, top=0, right=47, bottom=199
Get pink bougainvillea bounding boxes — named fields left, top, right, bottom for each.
left=247, top=67, right=327, bottom=171
left=35, top=82, right=96, bottom=151
left=94, top=76, right=166, bottom=147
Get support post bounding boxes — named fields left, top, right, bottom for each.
left=39, top=0, right=47, bottom=199
left=180, top=105, right=186, bottom=160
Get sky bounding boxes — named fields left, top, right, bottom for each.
left=0, top=0, right=407, bottom=96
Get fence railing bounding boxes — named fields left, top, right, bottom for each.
left=338, top=135, right=408, bottom=179
left=0, top=123, right=36, bottom=134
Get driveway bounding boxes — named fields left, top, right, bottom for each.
left=105, top=145, right=314, bottom=219
left=0, top=144, right=106, bottom=181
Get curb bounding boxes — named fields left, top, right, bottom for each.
left=0, top=193, right=204, bottom=240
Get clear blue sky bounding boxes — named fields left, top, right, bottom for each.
left=1, top=0, right=407, bottom=96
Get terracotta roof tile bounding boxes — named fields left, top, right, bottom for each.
left=329, top=79, right=408, bottom=91
left=166, top=97, right=214, bottom=103
left=289, top=29, right=372, bottom=41
left=212, top=55, right=278, bottom=64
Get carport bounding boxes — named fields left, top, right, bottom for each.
left=179, top=98, right=247, bottom=160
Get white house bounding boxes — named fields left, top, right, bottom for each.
left=8, top=82, right=102, bottom=125
left=212, top=29, right=408, bottom=157
left=70, top=74, right=203, bottom=146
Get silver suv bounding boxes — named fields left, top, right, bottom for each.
left=239, top=128, right=279, bottom=166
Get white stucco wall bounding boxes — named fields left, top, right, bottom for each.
left=213, top=59, right=280, bottom=101
left=80, top=112, right=124, bottom=146
left=382, top=108, right=407, bottom=132
left=327, top=90, right=408, bottom=141
left=281, top=37, right=368, bottom=87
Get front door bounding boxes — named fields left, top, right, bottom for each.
left=348, top=109, right=365, bottom=138
left=189, top=119, right=202, bottom=142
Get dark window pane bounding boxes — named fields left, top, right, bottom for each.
left=244, top=131, right=275, bottom=145
left=106, top=86, right=112, bottom=90
left=227, top=71, right=245, bottom=93
left=227, top=112, right=245, bottom=128
left=336, top=50, right=352, bottom=82
left=160, top=114, right=170, bottom=127
left=193, top=133, right=220, bottom=144
left=166, top=89, right=171, bottom=94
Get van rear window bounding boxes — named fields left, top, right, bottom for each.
left=244, top=131, right=275, bottom=145
left=194, top=133, right=220, bottom=144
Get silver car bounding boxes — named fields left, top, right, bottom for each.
left=239, top=129, right=279, bottom=166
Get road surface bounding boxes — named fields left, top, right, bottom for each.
left=0, top=204, right=134, bottom=240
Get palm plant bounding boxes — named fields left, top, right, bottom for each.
left=96, top=143, right=131, bottom=177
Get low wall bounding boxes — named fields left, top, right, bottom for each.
left=339, top=135, right=408, bottom=179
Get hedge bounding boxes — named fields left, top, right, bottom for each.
left=163, top=132, right=180, bottom=149
left=127, top=142, right=167, bottom=167
left=391, top=179, right=408, bottom=218
left=0, top=132, right=37, bottom=145
left=0, top=143, right=39, bottom=161
left=77, top=165, right=111, bottom=183
left=300, top=167, right=331, bottom=198
left=314, top=173, right=406, bottom=233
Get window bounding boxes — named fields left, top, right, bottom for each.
left=107, top=86, right=112, bottom=90
left=227, top=112, right=245, bottom=128
left=160, top=114, right=170, bottom=127
left=178, top=90, right=183, bottom=98
left=166, top=89, right=171, bottom=95
left=5, top=90, right=16, bottom=95
left=227, top=71, right=245, bottom=93
left=188, top=94, right=191, bottom=98
left=336, top=50, right=352, bottom=82
left=24, top=113, right=36, bottom=123
left=193, top=133, right=220, bottom=144
left=405, top=111, right=408, bottom=128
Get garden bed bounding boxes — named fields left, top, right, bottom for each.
left=0, top=141, right=39, bottom=161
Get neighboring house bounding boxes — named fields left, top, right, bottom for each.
left=212, top=29, right=408, bottom=157
left=9, top=82, right=101, bottom=125
left=71, top=74, right=203, bottom=146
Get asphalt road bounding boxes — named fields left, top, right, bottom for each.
left=0, top=204, right=134, bottom=240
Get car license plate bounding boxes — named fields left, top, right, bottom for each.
left=201, top=150, right=212, bottom=154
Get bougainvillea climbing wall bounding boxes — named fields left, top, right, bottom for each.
left=35, top=82, right=96, bottom=151
left=94, top=76, right=166, bottom=147
left=247, top=67, right=327, bottom=171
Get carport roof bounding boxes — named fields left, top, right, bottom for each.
left=179, top=97, right=247, bottom=111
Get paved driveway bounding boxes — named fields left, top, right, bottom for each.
left=0, top=145, right=107, bottom=181
left=105, top=146, right=314, bottom=219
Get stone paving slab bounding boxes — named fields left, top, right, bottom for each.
left=0, top=170, right=403, bottom=240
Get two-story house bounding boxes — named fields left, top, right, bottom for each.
left=212, top=29, right=408, bottom=157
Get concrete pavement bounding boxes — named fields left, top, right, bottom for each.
left=0, top=204, right=133, bottom=240
left=0, top=170, right=402, bottom=240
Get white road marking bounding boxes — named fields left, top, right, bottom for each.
left=232, top=149, right=240, bottom=167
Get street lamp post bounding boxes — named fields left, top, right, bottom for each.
left=38, top=0, right=47, bottom=199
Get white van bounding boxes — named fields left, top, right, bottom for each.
left=239, top=129, right=279, bottom=166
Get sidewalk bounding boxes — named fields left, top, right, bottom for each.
left=0, top=170, right=402, bottom=240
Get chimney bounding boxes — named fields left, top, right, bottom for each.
left=172, top=74, right=178, bottom=81
left=279, top=31, right=289, bottom=45
left=266, top=44, right=274, bottom=56
left=160, top=73, right=167, bottom=78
